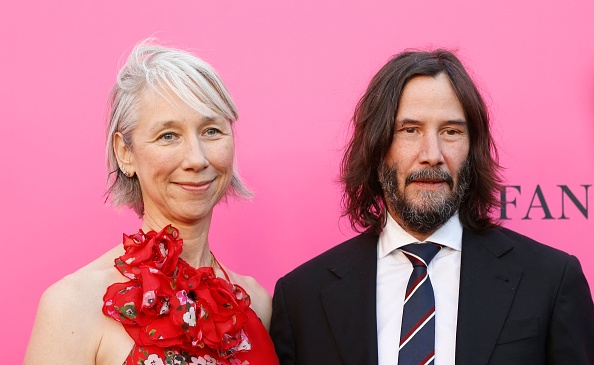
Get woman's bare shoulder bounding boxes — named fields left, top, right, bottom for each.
left=223, top=267, right=272, bottom=330
left=45, top=245, right=126, bottom=306
left=37, top=245, right=124, bottom=314
left=24, top=245, right=130, bottom=365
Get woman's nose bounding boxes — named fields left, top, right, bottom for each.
left=181, top=137, right=209, bottom=171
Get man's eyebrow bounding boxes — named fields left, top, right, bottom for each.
left=446, top=119, right=467, bottom=126
left=397, top=118, right=467, bottom=126
left=398, top=118, right=422, bottom=125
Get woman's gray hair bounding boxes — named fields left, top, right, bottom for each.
left=105, top=39, right=251, bottom=217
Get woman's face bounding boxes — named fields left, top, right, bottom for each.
left=124, top=89, right=234, bottom=227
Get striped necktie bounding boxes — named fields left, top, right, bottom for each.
left=398, top=243, right=442, bottom=365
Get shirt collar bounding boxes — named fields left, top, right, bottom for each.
left=378, top=212, right=463, bottom=259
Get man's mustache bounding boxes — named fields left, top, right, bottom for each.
left=405, top=168, right=454, bottom=189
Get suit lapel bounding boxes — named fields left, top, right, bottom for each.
left=320, top=233, right=379, bottom=365
left=455, top=229, right=524, bottom=365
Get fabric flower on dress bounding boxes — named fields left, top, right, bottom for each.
left=103, top=225, right=252, bottom=359
left=143, top=354, right=164, bottom=365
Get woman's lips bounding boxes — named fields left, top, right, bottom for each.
left=175, top=180, right=213, bottom=192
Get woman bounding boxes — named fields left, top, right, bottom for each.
left=25, top=40, right=279, bottom=365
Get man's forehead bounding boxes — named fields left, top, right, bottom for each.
left=395, top=74, right=466, bottom=121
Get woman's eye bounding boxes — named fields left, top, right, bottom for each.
left=159, top=132, right=176, bottom=141
left=204, top=128, right=221, bottom=136
left=404, top=127, right=416, bottom=133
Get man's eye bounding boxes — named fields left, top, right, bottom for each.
left=404, top=128, right=416, bottom=133
left=444, top=129, right=461, bottom=136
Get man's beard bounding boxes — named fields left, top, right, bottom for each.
left=378, top=161, right=470, bottom=235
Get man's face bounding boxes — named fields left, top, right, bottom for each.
left=379, top=73, right=470, bottom=240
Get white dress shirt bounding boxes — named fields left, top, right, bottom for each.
left=377, top=212, right=462, bottom=365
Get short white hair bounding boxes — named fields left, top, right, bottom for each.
left=105, top=39, right=251, bottom=216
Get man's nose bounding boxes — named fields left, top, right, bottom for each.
left=418, top=133, right=444, bottom=166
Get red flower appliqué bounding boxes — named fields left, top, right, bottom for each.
left=103, top=225, right=251, bottom=358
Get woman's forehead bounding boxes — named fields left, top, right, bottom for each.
left=138, top=86, right=221, bottom=121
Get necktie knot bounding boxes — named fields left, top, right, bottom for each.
left=400, top=243, right=442, bottom=268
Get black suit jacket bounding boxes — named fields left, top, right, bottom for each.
left=270, top=227, right=594, bottom=365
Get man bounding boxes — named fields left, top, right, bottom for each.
left=270, top=50, right=594, bottom=365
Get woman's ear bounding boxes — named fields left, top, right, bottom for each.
left=113, top=132, right=135, bottom=177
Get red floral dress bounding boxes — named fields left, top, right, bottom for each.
left=102, top=226, right=280, bottom=365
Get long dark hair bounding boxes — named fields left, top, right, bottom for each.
left=341, top=49, right=502, bottom=234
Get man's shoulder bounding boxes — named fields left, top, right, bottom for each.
left=472, top=226, right=575, bottom=266
left=279, top=232, right=378, bottom=284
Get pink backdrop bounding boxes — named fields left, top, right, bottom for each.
left=1, top=1, right=593, bottom=362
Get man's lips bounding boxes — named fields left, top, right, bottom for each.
left=411, top=178, right=445, bottom=183
left=408, top=179, right=448, bottom=189
left=405, top=169, right=454, bottom=189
